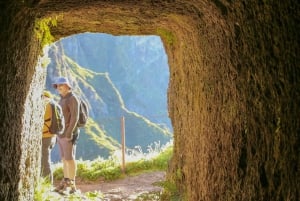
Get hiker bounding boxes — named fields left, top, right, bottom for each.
left=41, top=90, right=57, bottom=185
left=52, top=76, right=80, bottom=194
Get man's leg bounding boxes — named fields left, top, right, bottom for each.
left=54, top=137, right=69, bottom=192
left=68, top=159, right=77, bottom=180
left=65, top=141, right=77, bottom=193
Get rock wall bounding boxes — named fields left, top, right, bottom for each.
left=168, top=1, right=300, bottom=200
left=0, top=0, right=299, bottom=200
left=0, top=2, right=46, bottom=200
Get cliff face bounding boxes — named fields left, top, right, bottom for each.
left=0, top=1, right=299, bottom=201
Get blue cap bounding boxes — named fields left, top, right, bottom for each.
left=52, top=77, right=72, bottom=89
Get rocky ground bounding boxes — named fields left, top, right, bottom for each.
left=51, top=171, right=166, bottom=201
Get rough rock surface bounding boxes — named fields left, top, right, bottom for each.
left=0, top=1, right=299, bottom=201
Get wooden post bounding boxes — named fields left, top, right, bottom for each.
left=121, top=116, right=126, bottom=173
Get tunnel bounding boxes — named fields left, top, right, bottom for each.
left=0, top=0, right=299, bottom=200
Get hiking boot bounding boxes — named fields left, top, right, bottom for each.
left=54, top=178, right=68, bottom=192
left=69, top=180, right=77, bottom=194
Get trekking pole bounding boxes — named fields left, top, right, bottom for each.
left=121, top=116, right=126, bottom=173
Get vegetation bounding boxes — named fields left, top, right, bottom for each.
left=35, top=16, right=60, bottom=48
left=156, top=28, right=176, bottom=46
left=35, top=142, right=174, bottom=200
left=159, top=180, right=182, bottom=201
left=54, top=141, right=173, bottom=181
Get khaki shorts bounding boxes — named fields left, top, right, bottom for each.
left=57, top=137, right=76, bottom=160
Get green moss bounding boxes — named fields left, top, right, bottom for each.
left=156, top=28, right=176, bottom=46
left=41, top=57, right=50, bottom=68
left=159, top=180, right=182, bottom=201
left=34, top=15, right=61, bottom=47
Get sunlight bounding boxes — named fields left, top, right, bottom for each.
left=112, top=140, right=173, bottom=164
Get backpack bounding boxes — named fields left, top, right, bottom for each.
left=45, top=100, right=65, bottom=135
left=77, top=97, right=89, bottom=127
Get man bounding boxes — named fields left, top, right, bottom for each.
left=41, top=90, right=57, bottom=185
left=52, top=77, right=80, bottom=194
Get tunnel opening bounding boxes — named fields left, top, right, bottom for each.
left=43, top=32, right=173, bottom=163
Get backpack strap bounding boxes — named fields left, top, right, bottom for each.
left=44, top=121, right=51, bottom=133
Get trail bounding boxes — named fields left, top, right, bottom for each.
left=76, top=171, right=165, bottom=201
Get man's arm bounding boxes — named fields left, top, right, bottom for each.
left=65, top=96, right=79, bottom=138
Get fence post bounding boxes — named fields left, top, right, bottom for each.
left=121, top=116, right=126, bottom=173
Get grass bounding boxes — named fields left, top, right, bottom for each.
left=35, top=141, right=174, bottom=201
left=53, top=141, right=173, bottom=182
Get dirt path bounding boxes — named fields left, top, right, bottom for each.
left=76, top=171, right=166, bottom=200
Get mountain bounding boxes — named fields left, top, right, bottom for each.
left=45, top=34, right=172, bottom=162
left=60, top=33, right=172, bottom=128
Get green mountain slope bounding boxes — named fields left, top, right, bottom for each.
left=60, top=33, right=172, bottom=129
